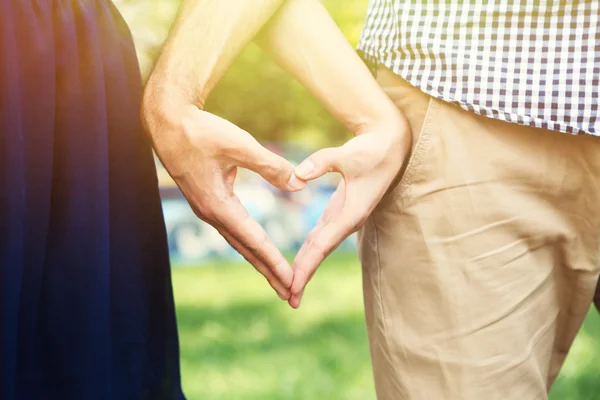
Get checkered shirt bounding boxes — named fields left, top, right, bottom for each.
left=357, top=1, right=600, bottom=135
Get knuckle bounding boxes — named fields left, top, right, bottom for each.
left=194, top=196, right=228, bottom=224
left=265, top=163, right=288, bottom=184
left=267, top=163, right=283, bottom=177
left=194, top=201, right=217, bottom=223
left=191, top=205, right=209, bottom=222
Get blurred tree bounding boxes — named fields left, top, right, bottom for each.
left=115, top=0, right=369, bottom=149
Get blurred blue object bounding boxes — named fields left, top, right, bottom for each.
left=160, top=180, right=356, bottom=265
left=158, top=144, right=357, bottom=265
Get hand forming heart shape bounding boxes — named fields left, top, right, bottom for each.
left=143, top=104, right=306, bottom=300
left=143, top=99, right=411, bottom=308
left=288, top=123, right=410, bottom=308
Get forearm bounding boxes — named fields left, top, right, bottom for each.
left=144, top=0, right=285, bottom=111
left=256, top=0, right=405, bottom=135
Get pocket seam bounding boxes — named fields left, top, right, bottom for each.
left=384, top=97, right=440, bottom=205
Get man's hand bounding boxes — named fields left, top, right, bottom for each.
left=288, top=120, right=411, bottom=308
left=142, top=101, right=306, bottom=300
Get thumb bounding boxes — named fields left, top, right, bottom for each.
left=294, top=147, right=343, bottom=181
left=241, top=144, right=307, bottom=192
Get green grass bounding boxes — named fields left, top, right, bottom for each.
left=172, top=253, right=600, bottom=400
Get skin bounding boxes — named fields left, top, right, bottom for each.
left=142, top=0, right=411, bottom=307
left=142, top=0, right=302, bottom=301
left=256, top=0, right=411, bottom=308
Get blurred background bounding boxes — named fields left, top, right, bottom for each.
left=114, top=1, right=600, bottom=399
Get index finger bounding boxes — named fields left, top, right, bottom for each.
left=289, top=186, right=354, bottom=306
left=216, top=195, right=294, bottom=288
left=290, top=219, right=351, bottom=300
left=218, top=228, right=291, bottom=300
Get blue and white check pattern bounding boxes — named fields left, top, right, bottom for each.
left=358, top=1, right=600, bottom=135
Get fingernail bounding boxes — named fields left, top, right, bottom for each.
left=288, top=173, right=306, bottom=191
left=295, top=160, right=315, bottom=179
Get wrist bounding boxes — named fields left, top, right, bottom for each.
left=352, top=111, right=412, bottom=167
left=353, top=108, right=410, bottom=139
left=144, top=68, right=200, bottom=110
left=346, top=93, right=408, bottom=134
left=141, top=78, right=196, bottom=160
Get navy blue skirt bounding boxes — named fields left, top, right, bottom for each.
left=0, top=1, right=184, bottom=399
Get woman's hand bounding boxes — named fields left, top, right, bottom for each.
left=288, top=119, right=411, bottom=308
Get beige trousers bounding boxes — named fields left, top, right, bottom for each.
left=358, top=68, right=600, bottom=400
